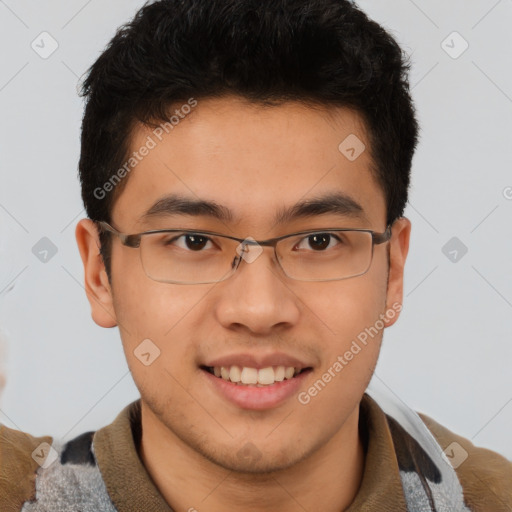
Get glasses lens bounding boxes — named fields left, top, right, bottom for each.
left=277, top=230, right=373, bottom=281
left=140, top=231, right=234, bottom=284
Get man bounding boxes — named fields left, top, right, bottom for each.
left=1, top=0, right=511, bottom=510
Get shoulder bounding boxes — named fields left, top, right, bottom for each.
left=0, top=422, right=114, bottom=511
left=418, top=412, right=512, bottom=512
left=0, top=422, right=53, bottom=512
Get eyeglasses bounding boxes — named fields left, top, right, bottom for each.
left=98, top=221, right=392, bottom=284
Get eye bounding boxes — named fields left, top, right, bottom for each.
left=295, top=232, right=343, bottom=251
left=165, top=233, right=214, bottom=251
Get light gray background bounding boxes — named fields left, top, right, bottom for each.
left=0, top=0, right=511, bottom=459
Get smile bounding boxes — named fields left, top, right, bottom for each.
left=202, top=365, right=312, bottom=386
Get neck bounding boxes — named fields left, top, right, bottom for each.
left=139, top=402, right=365, bottom=512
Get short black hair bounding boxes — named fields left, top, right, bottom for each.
left=78, top=0, right=419, bottom=278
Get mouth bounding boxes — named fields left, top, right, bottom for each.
left=200, top=365, right=313, bottom=387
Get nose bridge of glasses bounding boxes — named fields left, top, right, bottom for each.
left=230, top=236, right=278, bottom=269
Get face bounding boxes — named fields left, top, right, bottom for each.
left=77, top=96, right=410, bottom=474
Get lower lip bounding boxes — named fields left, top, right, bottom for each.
left=200, top=368, right=313, bottom=410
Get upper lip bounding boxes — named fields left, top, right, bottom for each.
left=202, top=352, right=313, bottom=370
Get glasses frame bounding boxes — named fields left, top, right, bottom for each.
left=97, top=221, right=393, bottom=284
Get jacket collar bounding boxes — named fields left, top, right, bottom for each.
left=93, top=393, right=408, bottom=512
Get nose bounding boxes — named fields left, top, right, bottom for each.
left=213, top=245, right=300, bottom=335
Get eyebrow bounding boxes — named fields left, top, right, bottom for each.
left=141, top=192, right=369, bottom=225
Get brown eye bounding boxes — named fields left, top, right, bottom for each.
left=296, top=233, right=341, bottom=251
left=183, top=234, right=210, bottom=251
left=162, top=233, right=214, bottom=251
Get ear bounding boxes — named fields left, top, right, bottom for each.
left=75, top=219, right=118, bottom=328
left=384, top=217, right=411, bottom=327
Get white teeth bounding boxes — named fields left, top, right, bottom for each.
left=240, top=367, right=258, bottom=384
left=284, top=367, right=295, bottom=379
left=229, top=366, right=241, bottom=383
left=258, top=367, right=275, bottom=385
left=209, top=365, right=304, bottom=385
left=274, top=366, right=285, bottom=382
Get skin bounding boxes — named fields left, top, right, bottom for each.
left=76, top=96, right=411, bottom=512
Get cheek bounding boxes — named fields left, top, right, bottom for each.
left=111, top=280, right=197, bottom=397
left=296, top=262, right=388, bottom=394
left=296, top=278, right=386, bottom=409
left=110, top=262, right=215, bottom=375
left=293, top=279, right=387, bottom=433
left=110, top=244, right=198, bottom=337
left=300, top=267, right=387, bottom=341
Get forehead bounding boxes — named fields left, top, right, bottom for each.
left=112, top=96, right=386, bottom=232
